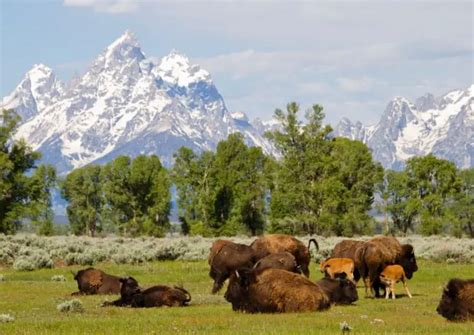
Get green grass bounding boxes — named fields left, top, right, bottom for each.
left=0, top=260, right=473, bottom=334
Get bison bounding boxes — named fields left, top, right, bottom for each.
left=316, top=277, right=358, bottom=305
left=320, top=257, right=355, bottom=281
left=209, top=242, right=257, bottom=293
left=71, top=267, right=121, bottom=295
left=104, top=277, right=191, bottom=308
left=331, top=240, right=366, bottom=282
left=208, top=239, right=234, bottom=265
left=437, top=278, right=474, bottom=321
left=252, top=252, right=301, bottom=274
left=357, top=236, right=418, bottom=297
left=250, top=234, right=319, bottom=277
left=379, top=264, right=412, bottom=299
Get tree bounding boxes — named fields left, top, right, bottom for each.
left=0, top=109, right=55, bottom=234
left=28, top=165, right=57, bottom=235
left=61, top=165, right=103, bottom=236
left=266, top=103, right=381, bottom=236
left=102, top=155, right=171, bottom=236
left=449, top=168, right=474, bottom=237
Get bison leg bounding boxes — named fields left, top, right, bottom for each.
left=301, top=265, right=310, bottom=277
left=402, top=279, right=412, bottom=298
left=212, top=273, right=228, bottom=294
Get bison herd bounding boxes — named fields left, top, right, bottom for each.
left=69, top=234, right=473, bottom=322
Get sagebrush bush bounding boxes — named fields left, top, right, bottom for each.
left=57, top=299, right=84, bottom=313
left=1, top=234, right=473, bottom=270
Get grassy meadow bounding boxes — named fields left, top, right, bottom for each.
left=1, top=259, right=473, bottom=334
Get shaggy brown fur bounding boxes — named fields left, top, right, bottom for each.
left=320, top=257, right=355, bottom=281
left=357, top=236, right=418, bottom=297
left=331, top=240, right=366, bottom=282
left=315, top=277, right=358, bottom=305
left=252, top=252, right=300, bottom=274
left=105, top=277, right=191, bottom=308
left=209, top=242, right=256, bottom=294
left=437, top=278, right=474, bottom=321
left=72, top=268, right=121, bottom=295
left=208, top=239, right=234, bottom=265
left=225, top=268, right=330, bottom=313
left=250, top=234, right=318, bottom=277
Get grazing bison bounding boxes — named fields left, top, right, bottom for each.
left=316, top=277, right=358, bottom=305
left=105, top=277, right=191, bottom=308
left=331, top=240, right=366, bottom=282
left=358, top=236, right=418, bottom=297
left=437, top=278, right=474, bottom=321
left=72, top=267, right=121, bottom=295
left=208, top=239, right=234, bottom=265
left=252, top=252, right=301, bottom=274
left=209, top=242, right=257, bottom=293
left=320, top=257, right=355, bottom=281
left=379, top=264, right=412, bottom=299
left=250, top=234, right=319, bottom=277
left=224, top=268, right=330, bottom=313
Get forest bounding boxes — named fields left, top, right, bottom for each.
left=1, top=105, right=472, bottom=238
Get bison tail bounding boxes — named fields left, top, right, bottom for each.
left=308, top=238, right=319, bottom=252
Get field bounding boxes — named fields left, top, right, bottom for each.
left=1, top=259, right=473, bottom=334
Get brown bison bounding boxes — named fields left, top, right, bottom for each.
left=72, top=267, right=121, bottom=295
left=252, top=252, right=301, bottom=274
left=104, top=277, right=191, bottom=308
left=250, top=234, right=319, bottom=277
left=437, top=278, right=474, bottom=321
left=316, top=277, right=359, bottom=305
left=224, top=268, right=330, bottom=313
left=357, top=236, right=418, bottom=297
left=208, top=239, right=234, bottom=265
left=209, top=242, right=257, bottom=294
left=320, top=257, right=355, bottom=281
left=331, top=240, right=366, bottom=282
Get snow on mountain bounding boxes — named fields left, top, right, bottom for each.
left=2, top=31, right=275, bottom=174
left=334, top=84, right=474, bottom=169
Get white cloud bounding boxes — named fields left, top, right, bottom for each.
left=63, top=0, right=139, bottom=14
left=337, top=77, right=379, bottom=93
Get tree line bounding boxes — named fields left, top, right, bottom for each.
left=1, top=107, right=472, bottom=237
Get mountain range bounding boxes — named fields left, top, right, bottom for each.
left=2, top=31, right=473, bottom=172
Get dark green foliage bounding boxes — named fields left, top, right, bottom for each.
left=172, top=133, right=267, bottom=236
left=0, top=109, right=55, bottom=234
left=266, top=103, right=382, bottom=236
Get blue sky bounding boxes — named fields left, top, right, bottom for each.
left=1, top=0, right=473, bottom=124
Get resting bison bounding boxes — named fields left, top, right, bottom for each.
left=358, top=236, right=418, bottom=297
left=72, top=267, right=121, bottom=295
left=331, top=240, right=366, bottom=282
left=437, top=278, right=474, bottom=321
left=250, top=234, right=319, bottom=277
left=105, top=277, right=191, bottom=308
left=316, top=277, right=358, bottom=305
left=252, top=252, right=301, bottom=274
left=209, top=242, right=257, bottom=293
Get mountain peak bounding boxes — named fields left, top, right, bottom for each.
left=156, top=51, right=210, bottom=87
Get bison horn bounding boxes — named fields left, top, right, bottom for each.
left=235, top=270, right=240, bottom=279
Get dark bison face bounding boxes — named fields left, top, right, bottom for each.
left=337, top=279, right=358, bottom=305
left=436, top=279, right=465, bottom=321
left=399, top=244, right=418, bottom=279
left=224, top=269, right=254, bottom=311
left=119, top=277, right=141, bottom=297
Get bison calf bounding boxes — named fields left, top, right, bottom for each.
left=379, top=265, right=412, bottom=299
left=316, top=277, right=358, bottom=305
left=320, top=258, right=355, bottom=281
left=437, top=278, right=474, bottom=321
left=252, top=252, right=301, bottom=274
left=72, top=267, right=121, bottom=295
left=105, top=277, right=191, bottom=308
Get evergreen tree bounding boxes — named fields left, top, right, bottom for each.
left=0, top=109, right=55, bottom=234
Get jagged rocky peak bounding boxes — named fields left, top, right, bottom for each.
left=156, top=49, right=210, bottom=87
left=104, top=30, right=144, bottom=62
left=415, top=93, right=438, bottom=112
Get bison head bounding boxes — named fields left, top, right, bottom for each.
left=399, top=244, right=418, bottom=279
left=318, top=277, right=358, bottom=305
left=119, top=277, right=141, bottom=298
left=436, top=279, right=465, bottom=321
left=224, top=269, right=255, bottom=311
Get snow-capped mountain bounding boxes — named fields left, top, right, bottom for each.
left=2, top=31, right=273, bottom=173
left=334, top=85, right=474, bottom=169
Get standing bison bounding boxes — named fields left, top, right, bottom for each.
left=331, top=240, right=366, bottom=282
left=252, top=252, right=301, bottom=274
left=72, top=267, right=121, bottom=295
left=104, top=277, right=191, bottom=308
left=224, top=268, right=357, bottom=313
left=250, top=234, right=319, bottom=277
left=209, top=242, right=257, bottom=293
left=437, top=278, right=474, bottom=321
